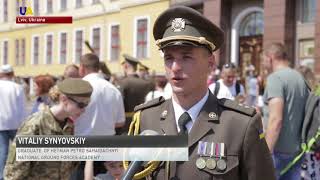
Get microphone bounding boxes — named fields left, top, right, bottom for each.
left=121, top=130, right=159, bottom=180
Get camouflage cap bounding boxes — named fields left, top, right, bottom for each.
left=121, top=54, right=139, bottom=67
left=57, top=78, right=93, bottom=97
left=153, top=6, right=224, bottom=52
left=138, top=63, right=149, bottom=71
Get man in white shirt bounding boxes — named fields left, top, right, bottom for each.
left=209, top=63, right=245, bottom=101
left=75, top=53, right=125, bottom=136
left=0, top=65, right=26, bottom=180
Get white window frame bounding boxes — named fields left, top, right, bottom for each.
left=90, top=25, right=103, bottom=60
left=73, top=28, right=85, bottom=64
left=2, top=39, right=9, bottom=65
left=31, top=35, right=40, bottom=65
left=44, top=32, right=54, bottom=65
left=108, top=22, right=120, bottom=61
left=58, top=31, right=68, bottom=64
left=133, top=16, right=150, bottom=59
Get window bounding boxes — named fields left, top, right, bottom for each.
left=92, top=0, right=100, bottom=4
left=32, top=36, right=39, bottom=65
left=47, top=0, right=53, bottom=14
left=76, top=0, right=82, bottom=8
left=3, top=41, right=8, bottom=65
left=239, top=12, right=264, bottom=37
left=4, top=0, right=8, bottom=22
left=16, top=0, right=19, bottom=16
left=33, top=0, right=39, bottom=16
left=60, top=32, right=67, bottom=64
left=21, top=39, right=25, bottom=65
left=45, top=34, right=53, bottom=64
left=136, top=18, right=148, bottom=58
left=110, top=24, right=120, bottom=61
left=92, top=27, right=101, bottom=58
left=301, top=0, right=316, bottom=23
left=75, top=30, right=83, bottom=64
left=60, top=0, right=67, bottom=11
left=15, top=39, right=19, bottom=65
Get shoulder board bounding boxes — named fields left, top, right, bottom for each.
left=218, top=98, right=256, bottom=117
left=134, top=96, right=166, bottom=112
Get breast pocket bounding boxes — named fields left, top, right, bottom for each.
left=202, top=155, right=239, bottom=180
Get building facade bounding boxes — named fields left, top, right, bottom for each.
left=171, top=0, right=319, bottom=78
left=0, top=0, right=169, bottom=77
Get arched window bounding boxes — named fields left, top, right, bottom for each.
left=239, top=12, right=264, bottom=37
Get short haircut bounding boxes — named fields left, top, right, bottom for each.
left=65, top=64, right=79, bottom=71
left=264, top=43, right=288, bottom=60
left=80, top=53, right=100, bottom=71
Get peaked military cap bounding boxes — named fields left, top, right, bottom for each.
left=138, top=62, right=149, bottom=71
left=57, top=78, right=93, bottom=97
left=121, top=54, right=139, bottom=67
left=153, top=6, right=224, bottom=52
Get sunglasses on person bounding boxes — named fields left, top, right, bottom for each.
left=67, top=96, right=88, bottom=109
left=223, top=63, right=236, bottom=69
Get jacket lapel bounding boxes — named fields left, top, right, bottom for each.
left=159, top=99, right=178, bottom=135
left=188, top=92, right=220, bottom=147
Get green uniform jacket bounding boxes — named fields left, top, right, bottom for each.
left=134, top=92, right=276, bottom=180
left=118, top=74, right=154, bottom=113
left=4, top=107, right=77, bottom=180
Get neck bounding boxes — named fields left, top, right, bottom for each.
left=273, top=60, right=289, bottom=72
left=83, top=69, right=98, bottom=77
left=172, top=88, right=207, bottom=110
left=50, top=105, right=68, bottom=122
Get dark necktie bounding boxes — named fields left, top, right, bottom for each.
left=178, top=112, right=192, bottom=134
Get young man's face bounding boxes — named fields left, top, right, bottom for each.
left=163, top=46, right=214, bottom=97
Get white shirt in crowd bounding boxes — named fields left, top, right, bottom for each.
left=75, top=73, right=125, bottom=135
left=145, top=90, right=166, bottom=102
left=208, top=79, right=245, bottom=100
left=0, top=80, right=26, bottom=130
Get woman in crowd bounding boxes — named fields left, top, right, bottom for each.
left=30, top=74, right=56, bottom=114
left=297, top=65, right=320, bottom=180
left=4, top=78, right=93, bottom=180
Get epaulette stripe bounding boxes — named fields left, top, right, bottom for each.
left=134, top=96, right=165, bottom=112
left=219, top=99, right=256, bottom=116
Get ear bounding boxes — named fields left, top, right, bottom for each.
left=59, top=94, right=68, bottom=105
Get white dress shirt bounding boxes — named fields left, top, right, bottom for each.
left=75, top=73, right=125, bottom=135
left=172, top=90, right=209, bottom=133
left=0, top=80, right=26, bottom=130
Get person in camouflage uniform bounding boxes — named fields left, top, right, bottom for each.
left=4, top=78, right=93, bottom=180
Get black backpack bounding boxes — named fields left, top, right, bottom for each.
left=213, top=81, right=241, bottom=97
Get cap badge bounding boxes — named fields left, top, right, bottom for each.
left=171, top=18, right=185, bottom=32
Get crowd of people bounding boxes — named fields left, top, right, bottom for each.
left=0, top=5, right=320, bottom=180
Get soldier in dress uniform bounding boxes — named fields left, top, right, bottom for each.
left=4, top=78, right=93, bottom=180
left=126, top=6, right=276, bottom=180
left=137, top=62, right=150, bottom=80
left=118, top=54, right=154, bottom=134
